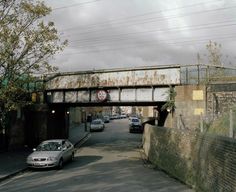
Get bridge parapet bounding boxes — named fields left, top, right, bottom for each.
left=45, top=66, right=181, bottom=90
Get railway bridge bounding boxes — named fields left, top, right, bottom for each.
left=23, top=64, right=236, bottom=146
left=44, top=65, right=180, bottom=106
left=41, top=64, right=236, bottom=130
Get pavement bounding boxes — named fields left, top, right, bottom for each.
left=0, top=123, right=90, bottom=182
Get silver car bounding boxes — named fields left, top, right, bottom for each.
left=90, top=119, right=105, bottom=131
left=27, top=139, right=75, bottom=169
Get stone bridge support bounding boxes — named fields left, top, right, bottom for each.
left=165, top=85, right=206, bottom=130
left=165, top=82, right=236, bottom=131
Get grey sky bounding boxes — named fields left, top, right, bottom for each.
left=43, top=0, right=236, bottom=72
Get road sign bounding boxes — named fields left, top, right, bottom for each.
left=96, top=90, right=108, bottom=102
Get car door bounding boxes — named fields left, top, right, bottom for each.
left=61, top=141, right=69, bottom=161
left=65, top=141, right=73, bottom=161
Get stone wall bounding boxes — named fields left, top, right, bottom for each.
left=24, top=104, right=48, bottom=148
left=8, top=111, right=25, bottom=150
left=207, top=83, right=236, bottom=117
left=161, top=83, right=236, bottom=130
left=143, top=124, right=236, bottom=192
left=165, top=85, right=206, bottom=130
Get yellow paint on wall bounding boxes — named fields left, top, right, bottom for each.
left=193, top=90, right=203, bottom=100
left=194, top=108, right=204, bottom=115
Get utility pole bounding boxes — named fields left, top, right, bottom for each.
left=229, top=109, right=234, bottom=138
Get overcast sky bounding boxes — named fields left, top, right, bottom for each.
left=43, top=0, right=236, bottom=72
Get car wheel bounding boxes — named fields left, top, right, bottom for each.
left=57, top=158, right=63, bottom=169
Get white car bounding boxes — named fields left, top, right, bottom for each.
left=120, top=114, right=127, bottom=119
left=90, top=119, right=105, bottom=131
left=103, top=115, right=110, bottom=123
left=129, top=118, right=143, bottom=133
left=27, top=139, right=75, bottom=169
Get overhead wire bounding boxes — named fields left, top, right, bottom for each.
left=58, top=34, right=236, bottom=55
left=58, top=5, right=236, bottom=51
left=68, top=32, right=236, bottom=49
left=60, top=5, right=236, bottom=38
left=66, top=20, right=236, bottom=45
left=52, top=0, right=103, bottom=11
left=61, top=20, right=236, bottom=55
left=53, top=1, right=236, bottom=46
left=58, top=0, right=224, bottom=32
left=60, top=34, right=236, bottom=55
left=48, top=0, right=236, bottom=57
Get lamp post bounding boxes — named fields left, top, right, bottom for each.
left=85, top=110, right=87, bottom=132
left=82, top=108, right=88, bottom=132
left=65, top=108, right=70, bottom=138
left=167, top=107, right=173, bottom=128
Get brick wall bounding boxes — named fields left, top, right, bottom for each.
left=143, top=124, right=236, bottom=192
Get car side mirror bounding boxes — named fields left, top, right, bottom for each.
left=62, top=147, right=67, bottom=151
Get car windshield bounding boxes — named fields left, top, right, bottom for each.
left=92, top=120, right=102, bottom=124
left=132, top=119, right=139, bottom=122
left=36, top=141, right=62, bottom=151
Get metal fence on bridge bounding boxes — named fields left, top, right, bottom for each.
left=180, top=64, right=236, bottom=85
left=31, top=64, right=236, bottom=89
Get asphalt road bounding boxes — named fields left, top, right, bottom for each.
left=0, top=118, right=194, bottom=192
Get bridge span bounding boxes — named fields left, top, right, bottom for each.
left=44, top=65, right=180, bottom=106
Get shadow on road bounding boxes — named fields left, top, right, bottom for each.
left=4, top=158, right=192, bottom=192
left=65, top=155, right=103, bottom=169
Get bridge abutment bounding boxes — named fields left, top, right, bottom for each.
left=164, top=85, right=206, bottom=131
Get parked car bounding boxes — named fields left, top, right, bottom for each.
left=111, top=114, right=119, bottom=120
left=120, top=114, right=127, bottom=119
left=26, top=139, right=75, bottom=169
left=90, top=119, right=105, bottom=131
left=129, top=114, right=139, bottom=120
left=129, top=117, right=143, bottom=133
left=103, top=115, right=110, bottom=123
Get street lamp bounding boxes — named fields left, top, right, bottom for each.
left=82, top=108, right=87, bottom=132
left=167, top=108, right=171, bottom=113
